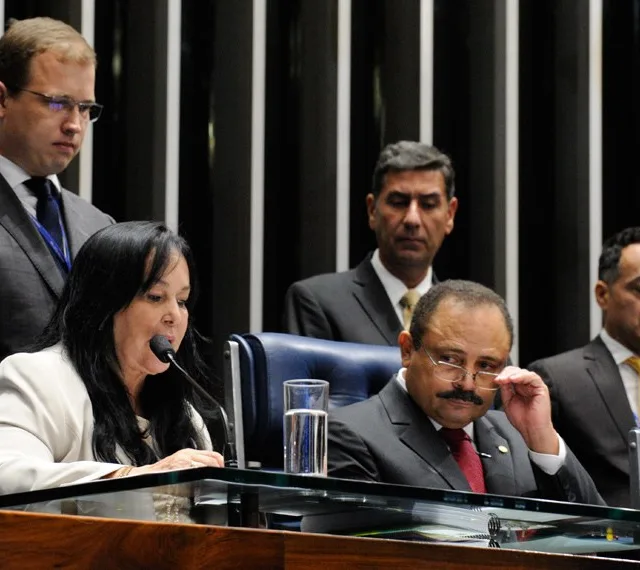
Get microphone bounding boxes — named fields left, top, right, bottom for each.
left=149, top=335, right=237, bottom=468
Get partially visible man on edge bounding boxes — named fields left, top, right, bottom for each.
left=283, top=141, right=458, bottom=345
left=0, top=17, right=114, bottom=362
left=528, top=227, right=640, bottom=507
left=327, top=280, right=604, bottom=505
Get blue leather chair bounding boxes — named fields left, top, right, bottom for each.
left=223, top=332, right=402, bottom=470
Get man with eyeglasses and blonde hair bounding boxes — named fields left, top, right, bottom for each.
left=328, top=280, right=604, bottom=504
left=0, top=17, right=113, bottom=362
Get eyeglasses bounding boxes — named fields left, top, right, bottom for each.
left=422, top=347, right=502, bottom=392
left=10, top=86, right=103, bottom=123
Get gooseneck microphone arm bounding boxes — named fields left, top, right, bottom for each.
left=149, top=335, right=237, bottom=467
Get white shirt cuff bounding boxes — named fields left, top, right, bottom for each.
left=528, top=435, right=566, bottom=475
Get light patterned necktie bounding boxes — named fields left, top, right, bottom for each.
left=399, top=289, right=421, bottom=330
left=625, top=356, right=640, bottom=416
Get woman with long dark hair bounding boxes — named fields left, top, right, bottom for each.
left=0, top=221, right=224, bottom=493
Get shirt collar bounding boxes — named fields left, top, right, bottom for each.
left=370, top=248, right=433, bottom=307
left=395, top=367, right=475, bottom=440
left=0, top=154, right=62, bottom=195
left=599, top=328, right=636, bottom=365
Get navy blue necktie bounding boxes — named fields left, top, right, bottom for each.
left=25, top=177, right=64, bottom=253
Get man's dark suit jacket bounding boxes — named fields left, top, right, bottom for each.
left=328, top=378, right=604, bottom=505
left=0, top=174, right=114, bottom=362
left=528, top=337, right=634, bottom=507
left=283, top=253, right=435, bottom=346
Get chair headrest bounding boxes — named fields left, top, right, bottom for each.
left=230, top=332, right=402, bottom=468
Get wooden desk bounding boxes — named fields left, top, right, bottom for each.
left=0, top=510, right=634, bottom=569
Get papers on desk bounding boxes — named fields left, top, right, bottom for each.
left=410, top=503, right=580, bottom=533
left=313, top=502, right=585, bottom=547
left=354, top=524, right=495, bottom=547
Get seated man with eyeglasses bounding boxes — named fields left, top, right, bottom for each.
left=328, top=279, right=604, bottom=505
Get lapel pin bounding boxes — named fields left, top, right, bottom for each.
left=498, top=445, right=509, bottom=454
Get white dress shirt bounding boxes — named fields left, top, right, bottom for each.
left=0, top=154, right=62, bottom=218
left=599, top=328, right=640, bottom=415
left=370, top=249, right=433, bottom=325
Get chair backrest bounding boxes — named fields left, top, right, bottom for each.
left=223, top=332, right=402, bottom=470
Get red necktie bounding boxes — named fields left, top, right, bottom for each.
left=440, top=427, right=487, bottom=493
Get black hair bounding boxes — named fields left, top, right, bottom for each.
left=409, top=279, right=514, bottom=350
left=598, top=227, right=640, bottom=284
left=34, top=221, right=221, bottom=465
left=371, top=141, right=456, bottom=200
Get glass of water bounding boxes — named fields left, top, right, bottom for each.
left=283, top=379, right=329, bottom=476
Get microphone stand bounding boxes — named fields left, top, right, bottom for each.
left=164, top=352, right=238, bottom=468
left=151, top=337, right=259, bottom=527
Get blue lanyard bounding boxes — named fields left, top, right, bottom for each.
left=30, top=214, right=71, bottom=272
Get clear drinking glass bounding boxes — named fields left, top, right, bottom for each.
left=283, top=379, right=329, bottom=476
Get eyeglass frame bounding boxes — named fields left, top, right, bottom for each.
left=420, top=346, right=503, bottom=392
left=8, top=85, right=103, bottom=123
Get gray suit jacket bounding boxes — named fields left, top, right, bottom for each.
left=0, top=174, right=114, bottom=362
left=529, top=337, right=634, bottom=507
left=283, top=254, right=431, bottom=346
left=328, top=378, right=604, bottom=505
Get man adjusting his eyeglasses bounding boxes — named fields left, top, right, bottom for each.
left=0, top=17, right=114, bottom=363
left=326, top=279, right=605, bottom=505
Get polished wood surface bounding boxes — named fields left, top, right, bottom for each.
left=0, top=510, right=634, bottom=569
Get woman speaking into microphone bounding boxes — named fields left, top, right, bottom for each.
left=0, top=221, right=225, bottom=495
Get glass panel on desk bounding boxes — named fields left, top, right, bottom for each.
left=1, top=468, right=640, bottom=559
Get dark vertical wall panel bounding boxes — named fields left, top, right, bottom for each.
left=551, top=0, right=591, bottom=355
left=263, top=0, right=301, bottom=333
left=262, top=0, right=341, bottom=333
left=467, top=1, right=499, bottom=291
left=602, top=0, right=640, bottom=241
left=297, top=0, right=338, bottom=278
left=432, top=0, right=472, bottom=283
left=207, top=1, right=253, bottom=374
left=121, top=1, right=168, bottom=221
left=519, top=0, right=591, bottom=366
left=380, top=0, right=420, bottom=143
left=519, top=0, right=557, bottom=365
left=178, top=0, right=216, bottom=347
left=93, top=0, right=128, bottom=221
left=349, top=0, right=386, bottom=268
left=10, top=0, right=639, bottom=374
left=94, top=0, right=169, bottom=222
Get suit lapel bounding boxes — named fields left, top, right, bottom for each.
left=379, top=379, right=471, bottom=490
left=474, top=416, right=517, bottom=496
left=0, top=175, right=65, bottom=296
left=59, top=190, right=95, bottom=258
left=583, top=337, right=635, bottom=442
left=351, top=256, right=403, bottom=345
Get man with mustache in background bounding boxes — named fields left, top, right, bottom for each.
left=327, top=280, right=603, bottom=504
